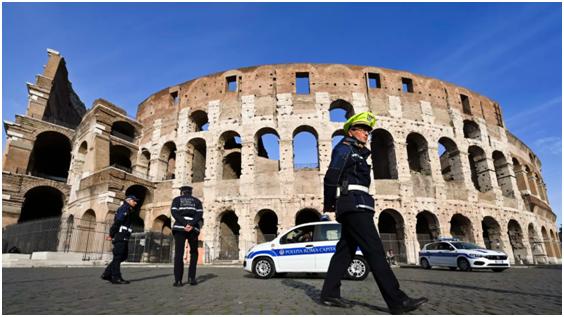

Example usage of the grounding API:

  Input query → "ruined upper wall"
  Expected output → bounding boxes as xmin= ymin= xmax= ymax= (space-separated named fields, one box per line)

xmin=136 ymin=63 xmax=504 ymax=131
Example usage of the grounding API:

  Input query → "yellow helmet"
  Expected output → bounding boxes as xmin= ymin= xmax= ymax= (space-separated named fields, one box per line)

xmin=343 ymin=111 xmax=376 ymax=134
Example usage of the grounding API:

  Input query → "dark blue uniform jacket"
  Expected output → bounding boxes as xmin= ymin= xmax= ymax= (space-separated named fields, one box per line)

xmin=171 ymin=194 xmax=204 ymax=232
xmin=109 ymin=202 xmax=135 ymax=241
xmin=323 ymin=137 xmax=375 ymax=221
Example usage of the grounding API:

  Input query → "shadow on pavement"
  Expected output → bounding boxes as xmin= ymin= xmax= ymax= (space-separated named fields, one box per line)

xmin=196 ymin=273 xmax=218 ymax=284
xmin=128 ymin=273 xmax=171 ymax=282
xmin=402 ymin=278 xmax=561 ymax=299
xmin=280 ymin=279 xmax=388 ymax=312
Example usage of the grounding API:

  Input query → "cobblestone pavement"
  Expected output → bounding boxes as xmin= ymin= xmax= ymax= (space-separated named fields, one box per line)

xmin=2 ymin=266 xmax=561 ymax=314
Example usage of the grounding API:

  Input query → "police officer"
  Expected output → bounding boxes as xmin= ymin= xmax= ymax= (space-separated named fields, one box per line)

xmin=171 ymin=185 xmax=203 ymax=287
xmin=320 ymin=112 xmax=428 ymax=314
xmin=101 ymin=195 xmax=139 ymax=284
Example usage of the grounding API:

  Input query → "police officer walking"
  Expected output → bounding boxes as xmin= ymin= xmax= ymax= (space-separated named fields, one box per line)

xmin=320 ymin=112 xmax=428 ymax=314
xmin=101 ymin=195 xmax=139 ymax=284
xmin=171 ymin=185 xmax=203 ymax=287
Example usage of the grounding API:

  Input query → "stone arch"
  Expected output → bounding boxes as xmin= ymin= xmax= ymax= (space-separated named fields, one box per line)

xmin=255 ymin=209 xmax=278 ymax=243
xmin=125 ymin=185 xmax=151 ymax=231
xmin=438 ymin=137 xmax=464 ymax=182
xmin=255 ymin=127 xmax=280 ymax=171
xmin=293 ymin=126 xmax=319 ymax=170
xmin=190 ymin=110 xmax=209 ymax=132
xmin=463 ymin=120 xmax=481 ymax=139
xmin=27 ymin=131 xmax=72 ymax=181
xmin=78 ymin=141 xmax=88 ymax=157
xmin=482 ymin=216 xmax=504 ymax=251
xmin=512 ymin=157 xmax=527 ymax=192
xmin=329 ymin=99 xmax=355 ymax=122
xmin=152 ymin=214 xmax=172 ymax=235
xmin=331 ymin=129 xmax=345 ymax=149
xmin=549 ymin=229 xmax=561 ymax=258
xmin=492 ymin=151 xmax=514 ymax=197
xmin=507 ymin=219 xmax=527 ymax=264
xmin=139 ymin=148 xmax=151 ymax=178
xmin=528 ymin=223 xmax=545 ymax=262
xmin=416 ymin=210 xmax=440 ymax=247
xmin=524 ymin=165 xmax=538 ymax=196
xmin=468 ymin=146 xmax=492 ymax=192
xmin=371 ymin=129 xmax=398 ymax=179
xmin=541 ymin=226 xmax=554 ymax=258
xmin=19 ymin=186 xmax=64 ymax=223
xmin=449 ymin=213 xmax=475 ymax=242
xmin=406 ymin=132 xmax=431 ymax=175
xmin=109 ymin=144 xmax=132 ymax=172
xmin=295 ymin=208 xmax=321 ymax=225
xmin=218 ymin=131 xmax=242 ymax=180
xmin=187 ymin=138 xmax=207 ymax=183
xmin=378 ymin=209 xmax=406 ymax=263
xmin=78 ymin=209 xmax=97 ymax=253
xmin=535 ymin=173 xmax=547 ymax=201
xmin=159 ymin=141 xmax=177 ymax=180
xmin=110 ymin=120 xmax=136 ymax=142
xmin=218 ymin=210 xmax=241 ymax=260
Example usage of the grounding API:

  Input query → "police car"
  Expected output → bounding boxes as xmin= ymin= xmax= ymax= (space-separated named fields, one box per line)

xmin=244 ymin=221 xmax=369 ymax=280
xmin=419 ymin=238 xmax=510 ymax=272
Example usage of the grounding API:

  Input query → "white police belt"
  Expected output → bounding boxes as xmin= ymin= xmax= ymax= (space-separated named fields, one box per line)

xmin=183 ymin=216 xmax=194 ymax=220
xmin=336 ymin=184 xmax=370 ymax=198
xmin=119 ymin=225 xmax=132 ymax=233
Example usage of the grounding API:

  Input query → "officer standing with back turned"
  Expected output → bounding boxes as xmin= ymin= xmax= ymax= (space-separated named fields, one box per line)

xmin=320 ymin=112 xmax=428 ymax=314
xmin=171 ymin=185 xmax=203 ymax=287
xmin=101 ymin=195 xmax=139 ymax=284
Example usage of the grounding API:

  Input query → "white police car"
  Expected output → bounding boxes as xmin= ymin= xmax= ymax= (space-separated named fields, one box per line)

xmin=244 ymin=221 xmax=369 ymax=280
xmin=419 ymin=239 xmax=510 ymax=272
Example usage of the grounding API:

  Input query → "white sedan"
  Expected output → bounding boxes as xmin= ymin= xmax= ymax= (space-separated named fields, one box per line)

xmin=419 ymin=239 xmax=510 ymax=272
xmin=244 ymin=221 xmax=369 ymax=280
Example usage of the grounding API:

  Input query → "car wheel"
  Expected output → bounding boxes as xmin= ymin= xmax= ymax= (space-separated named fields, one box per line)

xmin=253 ymin=257 xmax=275 ymax=279
xmin=449 ymin=267 xmax=457 ymax=271
xmin=420 ymin=258 xmax=431 ymax=270
xmin=492 ymin=268 xmax=507 ymax=272
xmin=346 ymin=256 xmax=369 ymax=280
xmin=457 ymin=258 xmax=472 ymax=272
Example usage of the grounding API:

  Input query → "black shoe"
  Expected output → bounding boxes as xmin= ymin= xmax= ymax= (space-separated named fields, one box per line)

xmin=389 ymin=297 xmax=428 ymax=315
xmin=173 ymin=281 xmax=183 ymax=287
xmin=188 ymin=278 xmax=198 ymax=286
xmin=100 ymin=274 xmax=111 ymax=281
xmin=111 ymin=278 xmax=130 ymax=285
xmin=320 ymin=297 xmax=353 ymax=308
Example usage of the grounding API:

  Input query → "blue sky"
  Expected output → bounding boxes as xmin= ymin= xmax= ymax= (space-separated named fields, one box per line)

xmin=3 ymin=3 xmax=562 ymax=226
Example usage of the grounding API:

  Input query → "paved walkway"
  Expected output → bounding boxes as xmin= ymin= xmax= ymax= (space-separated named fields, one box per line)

xmin=2 ymin=266 xmax=561 ymax=314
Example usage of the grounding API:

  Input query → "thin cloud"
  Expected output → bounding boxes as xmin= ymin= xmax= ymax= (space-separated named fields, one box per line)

xmin=505 ymin=96 xmax=562 ymax=125
xmin=534 ymin=137 xmax=562 ymax=155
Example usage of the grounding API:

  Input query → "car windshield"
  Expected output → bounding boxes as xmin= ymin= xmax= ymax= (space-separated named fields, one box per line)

xmin=451 ymin=242 xmax=482 ymax=250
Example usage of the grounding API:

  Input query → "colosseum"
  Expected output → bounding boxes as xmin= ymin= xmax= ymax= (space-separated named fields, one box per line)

xmin=2 ymin=49 xmax=561 ymax=265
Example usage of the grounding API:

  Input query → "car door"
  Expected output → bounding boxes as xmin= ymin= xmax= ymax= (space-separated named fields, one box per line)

xmin=438 ymin=242 xmax=457 ymax=266
xmin=434 ymin=243 xmax=452 ymax=266
xmin=275 ymin=225 xmax=316 ymax=272
xmin=313 ymin=223 xmax=341 ymax=272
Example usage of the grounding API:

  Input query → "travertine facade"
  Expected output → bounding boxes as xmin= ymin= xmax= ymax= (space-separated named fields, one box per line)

xmin=3 ymin=49 xmax=561 ymax=264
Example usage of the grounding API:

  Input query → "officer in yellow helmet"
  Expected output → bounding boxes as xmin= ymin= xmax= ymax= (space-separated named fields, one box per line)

xmin=320 ymin=112 xmax=428 ymax=314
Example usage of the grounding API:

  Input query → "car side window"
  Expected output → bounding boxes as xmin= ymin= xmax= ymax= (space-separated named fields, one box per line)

xmin=426 ymin=243 xmax=437 ymax=250
xmin=313 ymin=224 xmax=341 ymax=242
xmin=280 ymin=225 xmax=315 ymax=244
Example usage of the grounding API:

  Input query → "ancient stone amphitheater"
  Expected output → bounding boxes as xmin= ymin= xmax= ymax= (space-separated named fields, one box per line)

xmin=2 ymin=49 xmax=561 ymax=265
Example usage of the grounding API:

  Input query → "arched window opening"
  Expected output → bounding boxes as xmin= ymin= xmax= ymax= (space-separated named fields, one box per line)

xmin=371 ymin=129 xmax=398 ymax=179
xmin=406 ymin=133 xmax=431 ymax=175
xmin=378 ymin=209 xmax=406 ymax=263
xmin=152 ymin=215 xmax=172 ymax=235
xmin=492 ymin=151 xmax=514 ymax=197
xmin=295 ymin=208 xmax=321 ymax=225
xmin=535 ymin=173 xmax=547 ymax=201
xmin=329 ymin=99 xmax=355 ymax=122
xmin=508 ymin=220 xmax=526 ymax=264
xmin=27 ymin=131 xmax=72 ymax=181
xmin=140 ymin=149 xmax=151 ymax=178
xmin=468 ymin=146 xmax=492 ymax=192
xmin=416 ymin=211 xmax=440 ymax=248
xmin=331 ymin=130 xmax=345 ymax=149
xmin=528 ymin=223 xmax=545 ymax=262
xmin=218 ymin=211 xmax=240 ymax=260
xmin=450 ymin=214 xmax=474 ymax=243
xmin=525 ymin=166 xmax=538 ymax=196
xmin=78 ymin=209 xmax=97 ymax=253
xmin=255 ymin=209 xmax=278 ymax=243
xmin=481 ymin=216 xmax=504 ymax=251
xmin=190 ymin=110 xmax=209 ymax=132
xmin=111 ymin=121 xmax=136 ymax=142
xmin=219 ymin=131 xmax=242 ymax=180
xmin=438 ymin=137 xmax=463 ymax=182
xmin=512 ymin=158 xmax=527 ymax=192
xmin=541 ymin=227 xmax=554 ymax=258
xmin=78 ymin=141 xmax=88 ymax=157
xmin=187 ymin=138 xmax=207 ymax=183
xmin=293 ymin=126 xmax=319 ymax=170
xmin=110 ymin=144 xmax=132 ymax=173
xmin=19 ymin=186 xmax=64 ymax=223
xmin=255 ymin=128 xmax=280 ymax=172
xmin=159 ymin=142 xmax=177 ymax=180
xmin=463 ymin=120 xmax=481 ymax=139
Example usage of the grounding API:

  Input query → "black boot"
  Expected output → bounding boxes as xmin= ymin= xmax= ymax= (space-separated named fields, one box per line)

xmin=188 ymin=278 xmax=198 ymax=286
xmin=320 ymin=296 xmax=353 ymax=308
xmin=100 ymin=274 xmax=111 ymax=281
xmin=389 ymin=297 xmax=428 ymax=314
xmin=173 ymin=281 xmax=183 ymax=287
xmin=111 ymin=277 xmax=130 ymax=285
